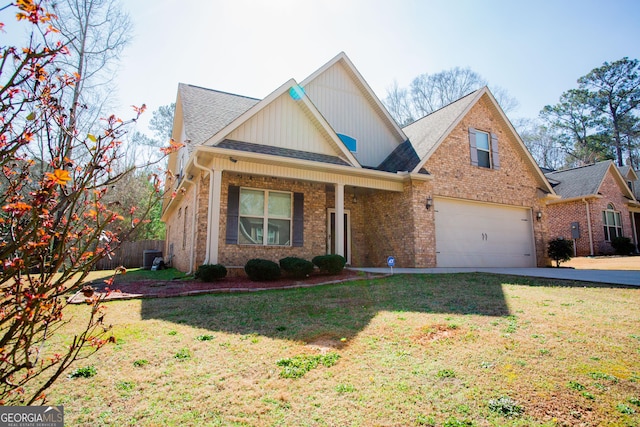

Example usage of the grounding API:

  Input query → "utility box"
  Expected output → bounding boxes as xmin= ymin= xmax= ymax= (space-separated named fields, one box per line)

xmin=570 ymin=222 xmax=580 ymax=239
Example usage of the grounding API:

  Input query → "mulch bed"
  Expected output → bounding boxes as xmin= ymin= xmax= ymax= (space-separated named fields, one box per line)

xmin=68 ymin=269 xmax=381 ymax=303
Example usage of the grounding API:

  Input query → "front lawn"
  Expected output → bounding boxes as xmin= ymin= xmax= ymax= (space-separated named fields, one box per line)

xmin=49 ymin=274 xmax=639 ymax=426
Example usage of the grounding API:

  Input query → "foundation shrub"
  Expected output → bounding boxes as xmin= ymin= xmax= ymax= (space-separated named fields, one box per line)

xmin=611 ymin=236 xmax=635 ymax=255
xmin=312 ymin=254 xmax=346 ymax=274
xmin=279 ymin=257 xmax=314 ymax=278
xmin=244 ymin=259 xmax=281 ymax=281
xmin=194 ymin=264 xmax=227 ymax=282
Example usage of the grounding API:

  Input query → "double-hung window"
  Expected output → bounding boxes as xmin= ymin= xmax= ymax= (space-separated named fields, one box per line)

xmin=475 ymin=131 xmax=491 ymax=168
xmin=238 ymin=189 xmax=292 ymax=246
xmin=602 ymin=203 xmax=622 ymax=241
xmin=469 ymin=128 xmax=500 ymax=170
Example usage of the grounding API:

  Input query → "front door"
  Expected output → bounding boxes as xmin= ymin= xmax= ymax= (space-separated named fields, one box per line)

xmin=327 ymin=209 xmax=351 ymax=264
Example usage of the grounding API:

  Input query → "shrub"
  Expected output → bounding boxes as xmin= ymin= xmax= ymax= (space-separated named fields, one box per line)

xmin=279 ymin=257 xmax=314 ymax=278
xmin=244 ymin=259 xmax=281 ymax=281
xmin=69 ymin=366 xmax=97 ymax=379
xmin=547 ymin=238 xmax=573 ymax=267
xmin=488 ymin=396 xmax=524 ymax=418
xmin=312 ymin=254 xmax=346 ymax=274
xmin=611 ymin=236 xmax=635 ymax=255
xmin=194 ymin=264 xmax=227 ymax=282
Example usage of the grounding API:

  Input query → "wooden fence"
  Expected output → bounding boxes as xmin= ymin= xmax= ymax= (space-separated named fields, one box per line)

xmin=95 ymin=240 xmax=165 ymax=270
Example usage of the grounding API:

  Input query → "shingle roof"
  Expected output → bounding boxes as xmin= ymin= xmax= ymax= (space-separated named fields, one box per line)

xmin=544 ymin=161 xmax=612 ymax=199
xmin=179 ymin=83 xmax=259 ymax=146
xmin=402 ymin=89 xmax=479 ymax=161
xmin=217 ymin=140 xmax=351 ymax=166
xmin=377 ymin=140 xmax=421 ymax=173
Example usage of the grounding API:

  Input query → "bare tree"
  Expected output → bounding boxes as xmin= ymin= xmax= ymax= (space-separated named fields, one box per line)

xmin=0 ymin=1 xmax=178 ymax=404
xmin=385 ymin=67 xmax=519 ymax=126
xmin=515 ymin=118 xmax=567 ymax=170
xmin=51 ymin=0 xmax=132 ymax=145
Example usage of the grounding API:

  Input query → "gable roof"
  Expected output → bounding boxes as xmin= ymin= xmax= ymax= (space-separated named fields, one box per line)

xmin=402 ymin=87 xmax=554 ymax=193
xmin=203 ymin=78 xmax=362 ymax=167
xmin=377 ymin=139 xmax=422 ymax=173
xmin=301 ymin=52 xmax=407 ymax=143
xmin=545 ymin=160 xmax=636 ymax=200
xmin=618 ymin=165 xmax=639 ymax=182
xmin=402 ymin=90 xmax=479 ymax=162
xmin=178 ymin=83 xmax=259 ymax=146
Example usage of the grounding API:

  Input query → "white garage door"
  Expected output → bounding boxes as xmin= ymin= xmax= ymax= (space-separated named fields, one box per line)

xmin=434 ymin=198 xmax=535 ymax=268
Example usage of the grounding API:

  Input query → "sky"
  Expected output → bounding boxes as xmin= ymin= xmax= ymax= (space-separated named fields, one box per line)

xmin=6 ymin=0 xmax=640 ymax=134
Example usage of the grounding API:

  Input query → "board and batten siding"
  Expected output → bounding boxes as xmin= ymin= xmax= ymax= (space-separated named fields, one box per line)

xmin=304 ymin=62 xmax=402 ymax=168
xmin=226 ymin=92 xmax=339 ymax=157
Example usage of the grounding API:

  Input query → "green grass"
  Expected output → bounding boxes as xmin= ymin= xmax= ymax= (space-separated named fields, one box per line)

xmin=45 ymin=273 xmax=640 ymax=426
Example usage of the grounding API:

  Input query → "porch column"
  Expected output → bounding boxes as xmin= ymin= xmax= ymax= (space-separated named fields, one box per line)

xmin=335 ymin=183 xmax=345 ymax=257
xmin=209 ymin=169 xmax=223 ymax=264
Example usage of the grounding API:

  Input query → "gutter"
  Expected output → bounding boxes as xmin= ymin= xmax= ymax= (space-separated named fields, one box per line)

xmin=193 ymin=156 xmax=214 ymax=265
xmin=184 ymin=175 xmax=197 ymax=275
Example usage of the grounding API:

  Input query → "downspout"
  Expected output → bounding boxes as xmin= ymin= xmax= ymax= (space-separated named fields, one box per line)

xmin=193 ymin=156 xmax=213 ymax=265
xmin=184 ymin=175 xmax=197 ymax=275
xmin=583 ymin=198 xmax=595 ymax=256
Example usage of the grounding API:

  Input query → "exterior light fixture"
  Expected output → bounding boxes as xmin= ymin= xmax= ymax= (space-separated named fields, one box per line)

xmin=229 ymin=157 xmax=238 ymax=163
xmin=426 ymin=196 xmax=433 ymax=210
xmin=536 ymin=211 xmax=542 ymax=221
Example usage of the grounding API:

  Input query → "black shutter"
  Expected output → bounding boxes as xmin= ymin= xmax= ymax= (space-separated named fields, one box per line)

xmin=469 ymin=128 xmax=478 ymax=166
xmin=490 ymin=133 xmax=500 ymax=170
xmin=292 ymin=192 xmax=304 ymax=247
xmin=226 ymin=186 xmax=240 ymax=244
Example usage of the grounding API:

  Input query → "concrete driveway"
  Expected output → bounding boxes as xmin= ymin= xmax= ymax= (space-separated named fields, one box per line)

xmin=354 ymin=267 xmax=640 ymax=286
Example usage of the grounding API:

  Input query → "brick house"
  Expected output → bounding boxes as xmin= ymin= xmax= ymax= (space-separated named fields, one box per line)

xmin=161 ymin=52 xmax=556 ymax=273
xmin=544 ymin=161 xmax=640 ymax=256
xmin=619 ymin=165 xmax=640 ymax=249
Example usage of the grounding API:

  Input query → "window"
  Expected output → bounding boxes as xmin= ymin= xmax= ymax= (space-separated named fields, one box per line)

xmin=337 ymin=133 xmax=357 ymax=152
xmin=475 ymin=131 xmax=491 ymax=168
xmin=469 ymin=128 xmax=500 ymax=170
xmin=602 ymin=203 xmax=622 ymax=241
xmin=238 ymin=189 xmax=291 ymax=246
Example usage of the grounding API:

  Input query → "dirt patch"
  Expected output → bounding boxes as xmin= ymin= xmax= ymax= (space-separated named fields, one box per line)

xmin=68 ymin=269 xmax=380 ymax=303
xmin=412 ymin=323 xmax=462 ymax=345
xmin=523 ymin=392 xmax=598 ymax=427
xmin=305 ymin=333 xmax=347 ymax=352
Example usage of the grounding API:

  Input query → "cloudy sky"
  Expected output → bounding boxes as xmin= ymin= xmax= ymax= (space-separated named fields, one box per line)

xmin=7 ymin=0 xmax=640 ymax=133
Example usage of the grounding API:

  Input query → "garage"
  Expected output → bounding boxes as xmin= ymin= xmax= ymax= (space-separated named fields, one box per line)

xmin=434 ymin=198 xmax=536 ymax=268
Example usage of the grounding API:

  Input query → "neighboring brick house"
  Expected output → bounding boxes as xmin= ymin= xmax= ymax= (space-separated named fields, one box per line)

xmin=544 ymin=161 xmax=640 ymax=256
xmin=161 ymin=52 xmax=556 ymax=273
xmin=619 ymin=165 xmax=640 ymax=249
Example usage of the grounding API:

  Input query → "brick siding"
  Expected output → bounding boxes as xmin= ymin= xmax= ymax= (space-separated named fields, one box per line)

xmin=547 ymin=171 xmax=634 ymax=256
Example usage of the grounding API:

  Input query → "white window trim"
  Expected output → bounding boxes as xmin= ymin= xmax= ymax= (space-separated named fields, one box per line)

xmin=603 ymin=203 xmax=623 ymax=242
xmin=238 ymin=187 xmax=293 ymax=246
xmin=476 ymin=129 xmax=492 ymax=169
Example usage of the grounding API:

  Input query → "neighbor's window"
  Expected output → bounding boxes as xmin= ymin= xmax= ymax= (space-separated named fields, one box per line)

xmin=602 ymin=203 xmax=622 ymax=241
xmin=239 ymin=189 xmax=291 ymax=246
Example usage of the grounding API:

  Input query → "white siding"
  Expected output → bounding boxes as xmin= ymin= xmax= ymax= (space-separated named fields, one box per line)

xmin=304 ymin=62 xmax=402 ymax=167
xmin=227 ymin=92 xmax=339 ymax=157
